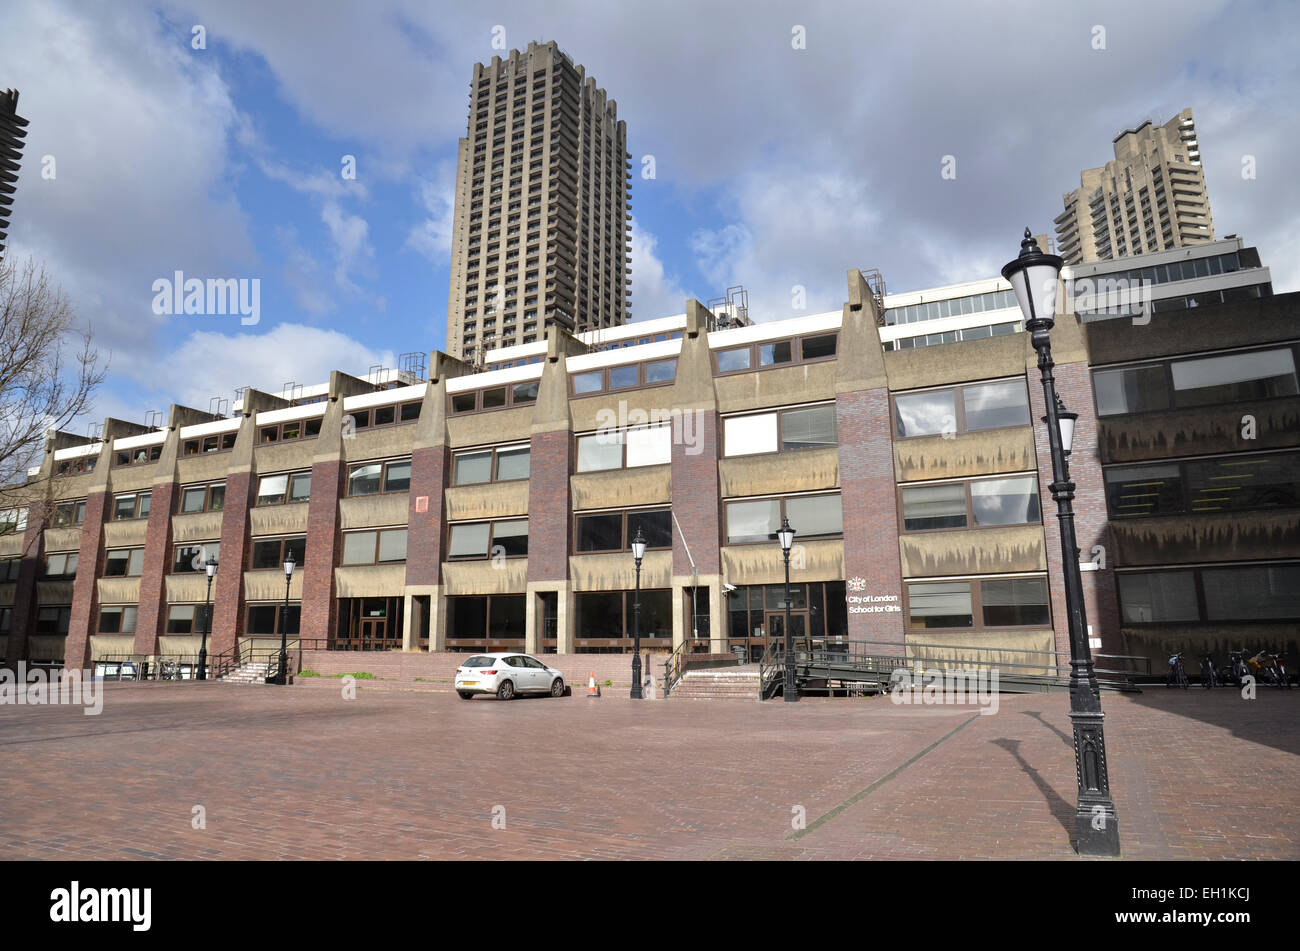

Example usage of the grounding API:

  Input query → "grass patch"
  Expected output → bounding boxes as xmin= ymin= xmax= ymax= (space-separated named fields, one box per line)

xmin=297 ymin=670 xmax=378 ymax=680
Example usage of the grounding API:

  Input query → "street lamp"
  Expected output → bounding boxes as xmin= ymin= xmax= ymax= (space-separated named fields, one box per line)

xmin=275 ymin=550 xmax=295 ymax=686
xmin=776 ymin=516 xmax=798 ymax=703
xmin=1002 ymin=227 xmax=1119 ymax=856
xmin=630 ymin=527 xmax=646 ymax=699
xmin=196 ymin=555 xmax=217 ymax=680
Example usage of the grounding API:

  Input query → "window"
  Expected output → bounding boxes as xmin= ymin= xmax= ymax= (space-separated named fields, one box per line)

xmin=576 ymin=425 xmax=671 ymax=472
xmin=251 ymin=536 xmax=306 ymax=570
xmin=573 ymin=589 xmax=673 ymax=645
xmin=114 ymin=444 xmax=162 ymax=467
xmin=1094 ymin=346 xmax=1299 ymax=416
xmin=36 ymin=606 xmax=71 ymax=635
xmin=55 ymin=456 xmax=97 ymax=476
xmin=112 ymin=492 xmax=151 ymax=521
xmin=760 ymin=340 xmax=792 ymax=367
xmin=51 ymin=500 xmax=87 ymax=528
xmin=1117 ymin=570 xmax=1200 ymax=623
xmin=173 ymin=542 xmax=219 ymax=574
xmin=341 ymin=528 xmax=409 ymax=565
xmin=1105 ymin=451 xmax=1300 ymax=518
xmin=0 ymin=558 xmax=20 ymax=582
xmin=448 ymin=382 xmax=540 ymax=414
xmin=182 ymin=431 xmax=238 ymax=455
xmin=44 ymin=552 xmax=79 ymax=580
xmin=1119 ymin=564 xmax=1300 ymax=624
xmin=723 ymin=404 xmax=837 ymax=457
xmin=893 ymin=379 xmax=1030 ymax=437
xmin=0 ymin=507 xmax=28 ymax=535
xmin=98 ymin=606 xmax=138 ymax=634
xmin=575 ymin=508 xmax=672 ymax=553
xmin=725 ymin=493 xmax=842 ymax=545
xmin=245 ymin=603 xmax=300 ymax=636
xmin=906 ymin=577 xmax=1050 ymax=631
xmin=901 ymin=483 xmax=967 ymax=531
xmin=567 ymin=356 xmax=677 ymax=396
xmin=259 ymin=416 xmax=324 ymax=443
xmin=452 ymin=445 xmax=530 ymax=485
xmin=447 ymin=519 xmax=528 ymax=559
xmin=104 ymin=548 xmax=145 ymax=577
xmin=180 ymin=482 xmax=225 ymax=514
xmin=257 ymin=471 xmax=312 ymax=506
xmin=715 ymin=347 xmax=751 ymax=373
xmin=446 ymin=594 xmax=526 ymax=642
xmin=800 ymin=333 xmax=838 ymax=360
xmin=341 ymin=401 xmax=422 ymax=433
xmin=347 ymin=459 xmax=410 ymax=496
xmin=970 ymin=476 xmax=1041 ymax=526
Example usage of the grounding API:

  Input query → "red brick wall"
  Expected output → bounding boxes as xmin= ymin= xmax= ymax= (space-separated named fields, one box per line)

xmin=405 ymin=445 xmax=447 ymax=587
xmin=301 ymin=459 xmax=343 ymax=639
xmin=211 ymin=471 xmax=253 ymax=655
xmin=525 ymin=431 xmax=571 ymax=583
xmin=836 ymin=388 xmax=905 ymax=653
xmin=298 ymin=649 xmax=664 ymax=688
xmin=671 ymin=410 xmax=720 ymax=576
xmin=64 ymin=490 xmax=110 ymax=669
xmin=4 ymin=503 xmax=47 ymax=663
xmin=132 ymin=481 xmax=175 ymax=653
xmin=1028 ymin=360 xmax=1121 ymax=656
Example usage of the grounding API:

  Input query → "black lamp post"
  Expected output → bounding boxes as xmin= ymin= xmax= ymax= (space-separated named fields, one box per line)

xmin=196 ymin=555 xmax=217 ymax=680
xmin=1002 ymin=228 xmax=1119 ymax=856
xmin=275 ymin=550 xmax=295 ymax=686
xmin=776 ymin=516 xmax=798 ymax=703
xmin=630 ymin=527 xmax=646 ymax=699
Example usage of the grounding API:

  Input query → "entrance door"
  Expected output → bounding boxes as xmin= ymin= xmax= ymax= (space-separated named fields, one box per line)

xmin=766 ymin=612 xmax=807 ymax=656
xmin=359 ymin=617 xmax=386 ymax=646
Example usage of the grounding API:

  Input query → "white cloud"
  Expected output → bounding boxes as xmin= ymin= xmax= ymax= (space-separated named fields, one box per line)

xmin=406 ymin=161 xmax=457 ymax=263
xmin=629 ymin=220 xmax=690 ymax=320
xmin=321 ymin=200 xmax=374 ymax=292
xmin=118 ymin=323 xmax=397 ymax=413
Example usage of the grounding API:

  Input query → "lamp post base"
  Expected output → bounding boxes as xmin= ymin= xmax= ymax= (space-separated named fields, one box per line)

xmin=1076 ymin=804 xmax=1121 ymax=856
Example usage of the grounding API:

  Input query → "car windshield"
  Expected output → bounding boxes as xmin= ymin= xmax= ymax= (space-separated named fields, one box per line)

xmin=464 ymin=655 xmax=497 ymax=667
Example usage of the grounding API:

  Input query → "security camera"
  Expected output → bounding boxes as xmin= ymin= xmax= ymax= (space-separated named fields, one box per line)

xmin=723 ymin=583 xmax=737 ymax=592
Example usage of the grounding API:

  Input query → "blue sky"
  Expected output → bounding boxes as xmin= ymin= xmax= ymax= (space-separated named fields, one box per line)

xmin=2 ymin=0 xmax=1297 ymax=430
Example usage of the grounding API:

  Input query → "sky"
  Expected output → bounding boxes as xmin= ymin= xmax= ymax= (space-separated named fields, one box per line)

xmin=2 ymin=0 xmax=1297 ymax=430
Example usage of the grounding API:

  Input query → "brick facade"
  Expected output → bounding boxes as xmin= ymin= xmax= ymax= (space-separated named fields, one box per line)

xmin=670 ymin=411 xmax=720 ymax=577
xmin=211 ymin=471 xmax=254 ymax=656
xmin=63 ymin=490 xmax=109 ymax=669
xmin=300 ymin=460 xmax=343 ymax=642
xmin=525 ymin=431 xmax=571 ymax=584
xmin=132 ymin=481 xmax=175 ymax=653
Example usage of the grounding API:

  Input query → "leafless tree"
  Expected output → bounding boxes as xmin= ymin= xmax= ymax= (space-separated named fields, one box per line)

xmin=0 ymin=256 xmax=106 ymax=531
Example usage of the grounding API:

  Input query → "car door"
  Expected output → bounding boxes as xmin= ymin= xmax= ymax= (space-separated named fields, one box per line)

xmin=523 ymin=656 xmax=551 ymax=692
xmin=504 ymin=655 xmax=535 ymax=692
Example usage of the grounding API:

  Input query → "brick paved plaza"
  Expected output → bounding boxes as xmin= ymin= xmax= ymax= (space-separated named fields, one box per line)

xmin=1 ymin=683 xmax=1297 ymax=860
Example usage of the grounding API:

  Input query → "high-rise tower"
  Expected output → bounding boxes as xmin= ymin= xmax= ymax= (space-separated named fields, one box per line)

xmin=444 ymin=41 xmax=632 ymax=361
xmin=1054 ymin=108 xmax=1214 ymax=265
xmin=0 ymin=89 xmax=29 ymax=260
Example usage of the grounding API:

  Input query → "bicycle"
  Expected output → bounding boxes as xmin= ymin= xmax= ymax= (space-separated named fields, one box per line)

xmin=1199 ymin=652 xmax=1219 ymax=688
xmin=1166 ymin=651 xmax=1189 ymax=689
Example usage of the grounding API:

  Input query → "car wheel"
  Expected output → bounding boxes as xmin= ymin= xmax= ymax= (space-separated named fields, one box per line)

xmin=497 ymin=680 xmax=516 ymax=701
xmin=458 ymin=691 xmax=474 ymax=700
xmin=550 ymin=677 xmax=565 ymax=698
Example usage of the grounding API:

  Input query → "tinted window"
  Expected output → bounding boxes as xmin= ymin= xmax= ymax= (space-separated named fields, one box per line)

xmin=970 ymin=477 xmax=1040 ymax=526
xmin=902 ymin=484 xmax=966 ymax=531
xmin=716 ymin=348 xmax=751 ymax=372
xmin=801 ymin=334 xmax=837 ymax=359
xmin=577 ymin=512 xmax=622 ymax=552
xmin=454 ymin=451 xmax=493 ymax=486
xmin=963 ymin=381 xmax=1030 ymax=431
xmin=894 ymin=391 xmax=955 ymax=437
xmin=628 ymin=509 xmax=672 ymax=549
xmin=981 ymin=577 xmax=1049 ymax=626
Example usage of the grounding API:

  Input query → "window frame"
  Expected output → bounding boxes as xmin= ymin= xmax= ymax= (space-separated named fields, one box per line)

xmin=172 ymin=542 xmax=220 ymax=575
xmin=97 ymin=605 xmax=138 ymax=635
xmin=447 ymin=381 xmax=541 ymax=415
xmin=1116 ymin=561 xmax=1300 ymax=625
xmin=903 ymin=575 xmax=1053 ymax=633
xmin=104 ymin=547 xmax=146 ymax=578
xmin=451 ymin=443 xmax=532 ymax=486
xmin=340 ymin=400 xmax=422 ymax=434
xmin=179 ymin=481 xmax=226 ymax=515
xmin=243 ymin=602 xmax=301 ymax=637
xmin=249 ymin=535 xmax=307 ymax=571
xmin=713 ymin=333 xmax=840 ymax=376
xmin=50 ymin=499 xmax=87 ymax=528
xmin=891 ymin=377 xmax=1032 ymax=439
xmin=340 ymin=527 xmax=409 ymax=566
xmin=574 ymin=424 xmax=672 ymax=473
xmin=572 ymin=506 xmax=673 ymax=555
xmin=113 ymin=444 xmax=163 ymax=468
xmin=1092 ymin=343 xmax=1300 ymax=419
xmin=897 ymin=473 xmax=1043 ymax=533
xmin=258 ymin=416 xmax=325 ymax=445
xmin=111 ymin=491 xmax=152 ymax=521
xmin=43 ymin=550 xmax=79 ymax=580
xmin=723 ymin=492 xmax=844 ymax=546
xmin=346 ymin=458 xmax=411 ymax=497
xmin=446 ymin=518 xmax=529 ymax=561
xmin=722 ymin=402 xmax=838 ymax=458
xmin=566 ymin=358 xmax=678 ymax=397
xmin=255 ymin=470 xmax=313 ymax=507
xmin=182 ymin=431 xmax=238 ymax=456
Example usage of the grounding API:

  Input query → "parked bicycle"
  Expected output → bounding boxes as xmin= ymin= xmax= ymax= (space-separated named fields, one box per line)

xmin=1166 ymin=651 xmax=1189 ymax=689
xmin=1199 ymin=653 xmax=1219 ymax=688
xmin=1225 ymin=649 xmax=1249 ymax=686
xmin=1249 ymin=650 xmax=1291 ymax=689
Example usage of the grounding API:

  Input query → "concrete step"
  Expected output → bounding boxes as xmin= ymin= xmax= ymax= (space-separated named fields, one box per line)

xmin=669 ymin=670 xmax=761 ymax=700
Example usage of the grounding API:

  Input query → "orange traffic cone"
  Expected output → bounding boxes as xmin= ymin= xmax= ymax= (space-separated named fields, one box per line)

xmin=587 ymin=672 xmax=600 ymax=697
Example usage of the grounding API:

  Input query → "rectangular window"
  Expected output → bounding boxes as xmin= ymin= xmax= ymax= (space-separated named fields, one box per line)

xmin=183 ymin=431 xmax=238 ymax=455
xmin=907 ymin=581 xmax=973 ymax=630
xmin=114 ymin=444 xmax=162 ymax=467
xmin=780 ymin=404 xmax=836 ymax=451
xmin=348 ymin=459 xmax=410 ymax=496
xmin=257 ymin=474 xmax=289 ymax=506
xmin=447 ymin=522 xmax=491 ymax=559
xmin=962 ymin=381 xmax=1031 ymax=431
xmin=645 ymin=359 xmax=677 ymax=384
xmin=0 ymin=507 xmax=28 ymax=535
xmin=51 ymin=500 xmax=87 ymax=528
xmin=1093 ymin=364 xmax=1170 ymax=416
xmin=1105 ymin=463 xmax=1184 ymax=518
xmin=245 ymin=603 xmax=300 ymax=636
xmin=724 ymin=413 xmax=778 ymax=457
xmin=970 ymin=476 xmax=1041 ymax=526
xmin=901 ymin=483 xmax=967 ymax=531
xmin=760 ymin=340 xmax=793 ymax=366
xmin=180 ymin=482 xmax=225 ymax=514
xmin=1170 ymin=348 xmax=1297 ymax=408
xmin=894 ymin=390 xmax=957 ymax=437
xmin=173 ymin=542 xmax=219 ymax=574
xmin=104 ymin=549 xmax=145 ymax=577
xmin=44 ymin=552 xmax=79 ymax=579
xmin=784 ymin=493 xmax=843 ymax=538
xmin=112 ymin=492 xmax=151 ymax=520
xmin=36 ymin=606 xmax=72 ymax=635
xmin=1201 ymin=564 xmax=1300 ymax=621
xmin=1117 ymin=571 xmax=1199 ymax=623
xmin=894 ymin=380 xmax=1029 ymax=437
xmin=715 ymin=347 xmax=751 ymax=373
xmin=453 ymin=450 xmax=494 ymax=485
xmin=575 ymin=508 xmax=671 ymax=553
xmin=725 ymin=498 xmax=781 ymax=545
xmin=800 ymin=334 xmax=837 ymax=360
xmin=98 ymin=605 xmax=138 ymax=634
xmin=571 ymin=371 xmax=603 ymax=394
xmin=0 ymin=559 xmax=20 ymax=582
xmin=251 ymin=536 xmax=306 ymax=570
xmin=625 ymin=425 xmax=671 ymax=468
xmin=980 ymin=577 xmax=1050 ymax=626
xmin=447 ymin=519 xmax=528 ymax=559
xmin=1105 ymin=451 xmax=1300 ymax=518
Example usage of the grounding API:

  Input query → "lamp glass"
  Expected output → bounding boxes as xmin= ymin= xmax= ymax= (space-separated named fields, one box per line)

xmin=630 ymin=529 xmax=647 ymax=561
xmin=1058 ymin=412 xmax=1077 ymax=454
xmin=776 ymin=519 xmax=795 ymax=551
xmin=205 ymin=558 xmax=217 ymax=579
xmin=284 ymin=553 xmax=295 ymax=578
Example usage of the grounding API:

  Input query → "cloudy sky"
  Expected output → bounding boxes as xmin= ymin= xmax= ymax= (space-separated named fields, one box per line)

xmin=2 ymin=0 xmax=1296 ymax=427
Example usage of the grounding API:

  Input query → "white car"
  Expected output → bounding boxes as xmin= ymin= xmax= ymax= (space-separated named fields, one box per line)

xmin=455 ymin=652 xmax=567 ymax=700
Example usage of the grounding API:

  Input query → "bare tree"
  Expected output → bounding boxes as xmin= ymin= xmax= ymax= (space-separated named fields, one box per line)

xmin=0 ymin=255 xmax=106 ymax=503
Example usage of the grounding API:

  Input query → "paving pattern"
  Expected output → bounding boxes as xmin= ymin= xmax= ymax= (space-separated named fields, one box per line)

xmin=1 ymin=681 xmax=1296 ymax=860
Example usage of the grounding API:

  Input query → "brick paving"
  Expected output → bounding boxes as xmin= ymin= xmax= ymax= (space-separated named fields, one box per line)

xmin=0 ymin=682 xmax=1296 ymax=860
